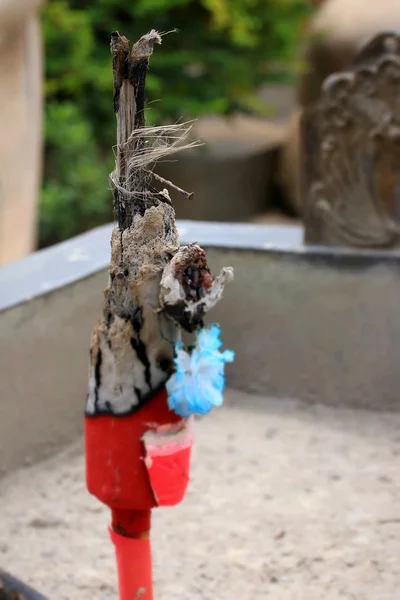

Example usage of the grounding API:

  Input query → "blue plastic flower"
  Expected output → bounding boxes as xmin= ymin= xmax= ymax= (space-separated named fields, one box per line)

xmin=166 ymin=324 xmax=234 ymax=418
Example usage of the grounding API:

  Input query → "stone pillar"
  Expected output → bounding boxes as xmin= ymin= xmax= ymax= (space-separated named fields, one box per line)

xmin=0 ymin=1 xmax=43 ymax=266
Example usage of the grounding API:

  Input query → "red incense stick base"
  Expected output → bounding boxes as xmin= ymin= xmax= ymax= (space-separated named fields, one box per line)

xmin=110 ymin=523 xmax=153 ymax=600
xmin=85 ymin=386 xmax=192 ymax=510
xmin=85 ymin=387 xmax=193 ymax=600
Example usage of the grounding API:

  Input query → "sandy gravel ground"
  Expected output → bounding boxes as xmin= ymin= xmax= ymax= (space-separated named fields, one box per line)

xmin=0 ymin=390 xmax=399 ymax=600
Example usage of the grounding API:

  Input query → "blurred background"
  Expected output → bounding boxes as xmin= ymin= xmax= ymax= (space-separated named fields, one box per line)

xmin=0 ymin=0 xmax=318 ymax=266
xmin=2 ymin=0 xmax=395 ymax=266
xmin=4 ymin=5 xmax=400 ymax=598
xmin=39 ymin=0 xmax=312 ymax=247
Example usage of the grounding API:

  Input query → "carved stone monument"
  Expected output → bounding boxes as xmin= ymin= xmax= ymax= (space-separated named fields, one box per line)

xmin=278 ymin=0 xmax=400 ymax=221
xmin=302 ymin=31 xmax=400 ymax=247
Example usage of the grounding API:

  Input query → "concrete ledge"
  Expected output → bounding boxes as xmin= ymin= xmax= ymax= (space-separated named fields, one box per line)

xmin=0 ymin=221 xmax=303 ymax=312
xmin=1 ymin=220 xmax=400 ymax=475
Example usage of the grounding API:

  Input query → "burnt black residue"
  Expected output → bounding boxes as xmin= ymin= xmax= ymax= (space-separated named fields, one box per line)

xmin=106 ymin=313 xmax=115 ymax=347
xmin=85 ymin=381 xmax=166 ymax=418
xmin=183 ymin=265 xmax=205 ymax=301
xmin=132 ymin=307 xmax=143 ymax=330
xmin=112 ymin=186 xmax=127 ymax=230
xmin=164 ymin=221 xmax=171 ymax=238
xmin=157 ymin=355 xmax=174 ymax=375
xmin=128 ymin=58 xmax=148 ymax=131
xmin=94 ymin=347 xmax=103 ymax=410
xmin=106 ymin=312 xmax=115 ymax=327
xmin=189 ymin=302 xmax=206 ymax=330
xmin=164 ymin=301 xmax=205 ymax=333
xmin=112 ymin=185 xmax=148 ymax=231
xmin=178 ymin=249 xmax=214 ymax=305
xmin=110 ymin=31 xmax=129 ymax=115
xmin=130 ymin=308 xmax=152 ymax=389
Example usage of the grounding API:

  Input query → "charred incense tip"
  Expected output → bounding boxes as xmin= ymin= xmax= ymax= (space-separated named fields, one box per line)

xmin=110 ymin=29 xmax=161 ymax=116
xmin=111 ymin=29 xmax=165 ymax=227
xmin=131 ymin=29 xmax=162 ymax=59
xmin=110 ymin=32 xmax=130 ymax=114
xmin=110 ymin=31 xmax=130 ymax=56
xmin=110 ymin=29 xmax=199 ymax=228
xmin=160 ymin=244 xmax=234 ymax=333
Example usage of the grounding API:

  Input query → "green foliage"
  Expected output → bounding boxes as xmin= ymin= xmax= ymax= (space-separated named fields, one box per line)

xmin=40 ymin=0 xmax=312 ymax=247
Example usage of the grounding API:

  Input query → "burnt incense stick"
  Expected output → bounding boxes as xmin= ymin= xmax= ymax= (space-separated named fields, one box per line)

xmin=85 ymin=28 xmax=234 ymax=600
xmin=87 ymin=30 xmax=185 ymax=415
xmin=86 ymin=29 xmax=232 ymax=416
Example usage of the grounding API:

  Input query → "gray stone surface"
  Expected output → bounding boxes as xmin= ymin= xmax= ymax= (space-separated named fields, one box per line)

xmin=208 ymin=248 xmax=400 ymax=412
xmin=2 ymin=221 xmax=400 ymax=479
xmin=0 ymin=390 xmax=399 ymax=599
